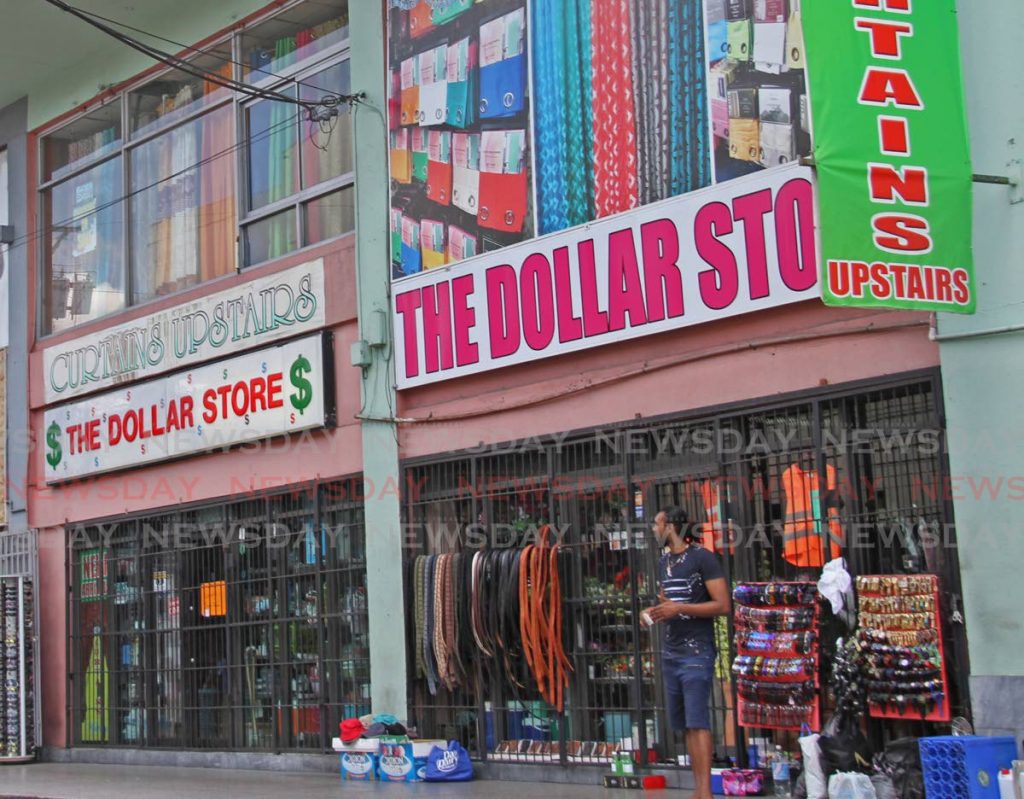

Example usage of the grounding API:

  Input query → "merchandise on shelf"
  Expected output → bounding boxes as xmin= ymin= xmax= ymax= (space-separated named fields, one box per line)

xmin=855 ymin=574 xmax=950 ymax=721
xmin=732 ymin=581 xmax=821 ymax=731
xmin=1 ymin=578 xmax=34 ymax=759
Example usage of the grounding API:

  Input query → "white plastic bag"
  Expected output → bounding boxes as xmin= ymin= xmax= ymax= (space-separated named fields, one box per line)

xmin=799 ymin=732 xmax=828 ymax=799
xmin=828 ymin=771 xmax=877 ymax=799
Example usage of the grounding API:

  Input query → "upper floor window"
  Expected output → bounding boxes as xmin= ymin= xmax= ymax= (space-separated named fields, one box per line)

xmin=39 ymin=0 xmax=351 ymax=336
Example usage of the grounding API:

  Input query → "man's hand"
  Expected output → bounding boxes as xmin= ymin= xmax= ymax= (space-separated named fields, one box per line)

xmin=645 ymin=600 xmax=684 ymax=623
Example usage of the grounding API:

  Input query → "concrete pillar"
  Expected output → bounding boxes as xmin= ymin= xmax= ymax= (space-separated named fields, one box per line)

xmin=349 ymin=0 xmax=407 ymax=718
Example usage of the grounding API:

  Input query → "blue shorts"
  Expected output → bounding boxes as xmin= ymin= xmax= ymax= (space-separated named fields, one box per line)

xmin=663 ymin=640 xmax=716 ymax=731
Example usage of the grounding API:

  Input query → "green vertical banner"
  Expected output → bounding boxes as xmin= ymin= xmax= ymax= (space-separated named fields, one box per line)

xmin=803 ymin=0 xmax=975 ymax=313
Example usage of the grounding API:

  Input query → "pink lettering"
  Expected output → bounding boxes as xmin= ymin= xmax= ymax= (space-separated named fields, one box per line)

xmin=606 ymin=229 xmax=648 ymax=332
xmin=694 ymin=201 xmax=739 ymax=310
xmin=486 ymin=265 xmax=520 ymax=358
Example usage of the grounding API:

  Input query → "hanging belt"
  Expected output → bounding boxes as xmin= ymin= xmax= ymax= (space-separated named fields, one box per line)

xmin=414 ymin=555 xmax=426 ymax=680
xmin=470 ymin=551 xmax=492 ymax=656
xmin=518 ymin=525 xmax=573 ymax=711
xmin=423 ymin=554 xmax=439 ymax=695
xmin=449 ymin=552 xmax=467 ymax=688
xmin=433 ymin=554 xmax=451 ymax=691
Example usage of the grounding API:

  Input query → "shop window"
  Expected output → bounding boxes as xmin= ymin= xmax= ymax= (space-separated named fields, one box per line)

xmin=129 ymin=105 xmax=236 ymax=304
xmin=42 ymin=156 xmax=126 ymax=333
xmin=244 ymin=208 xmax=298 ymax=266
xmin=41 ymin=100 xmax=122 ymax=183
xmin=128 ymin=46 xmax=234 ymax=139
xmin=37 ymin=1 xmax=352 ymax=335
xmin=241 ymin=2 xmax=349 ymax=83
xmin=304 ymin=186 xmax=355 ymax=246
xmin=68 ymin=480 xmax=369 ymax=752
xmin=242 ymin=57 xmax=354 ymax=266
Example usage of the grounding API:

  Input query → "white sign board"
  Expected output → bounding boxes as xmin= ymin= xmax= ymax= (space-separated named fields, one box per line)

xmin=43 ymin=259 xmax=326 ymax=404
xmin=43 ymin=334 xmax=333 ymax=483
xmin=392 ymin=165 xmax=820 ymax=388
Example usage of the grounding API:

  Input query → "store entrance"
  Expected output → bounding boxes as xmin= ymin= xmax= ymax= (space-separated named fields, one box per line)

xmin=403 ymin=372 xmax=969 ymax=768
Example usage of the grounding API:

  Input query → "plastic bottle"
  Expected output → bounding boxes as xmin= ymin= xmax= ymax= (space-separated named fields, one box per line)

xmin=772 ymin=746 xmax=791 ymax=797
xmin=999 ymin=768 xmax=1015 ymax=799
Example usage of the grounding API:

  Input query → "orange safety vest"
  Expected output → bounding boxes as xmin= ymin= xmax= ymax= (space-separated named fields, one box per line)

xmin=699 ymin=479 xmax=736 ymax=554
xmin=781 ymin=463 xmax=843 ymax=568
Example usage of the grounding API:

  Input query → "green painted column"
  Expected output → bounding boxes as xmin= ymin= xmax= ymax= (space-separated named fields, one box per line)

xmin=349 ymin=0 xmax=407 ymax=718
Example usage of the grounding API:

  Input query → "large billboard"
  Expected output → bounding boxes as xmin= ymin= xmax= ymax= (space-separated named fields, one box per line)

xmin=387 ymin=0 xmax=812 ymax=280
xmin=386 ymin=0 xmax=973 ymax=387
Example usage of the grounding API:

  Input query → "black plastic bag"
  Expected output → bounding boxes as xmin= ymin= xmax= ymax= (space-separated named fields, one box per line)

xmin=872 ymin=737 xmax=925 ymax=799
xmin=817 ymin=712 xmax=873 ymax=776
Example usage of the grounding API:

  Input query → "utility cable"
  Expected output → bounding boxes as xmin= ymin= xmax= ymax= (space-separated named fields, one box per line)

xmin=7 ymin=108 xmax=304 ymax=254
xmin=41 ymin=0 xmax=360 ymax=116
xmin=60 ymin=2 xmax=352 ymax=100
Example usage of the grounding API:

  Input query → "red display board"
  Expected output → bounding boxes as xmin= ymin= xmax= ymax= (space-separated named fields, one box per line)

xmin=856 ymin=574 xmax=951 ymax=723
xmin=732 ymin=582 xmax=821 ymax=732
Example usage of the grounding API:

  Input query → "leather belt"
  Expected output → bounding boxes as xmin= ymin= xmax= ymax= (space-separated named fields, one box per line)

xmin=520 ymin=525 xmax=572 ymax=711
xmin=411 ymin=528 xmax=572 ymax=707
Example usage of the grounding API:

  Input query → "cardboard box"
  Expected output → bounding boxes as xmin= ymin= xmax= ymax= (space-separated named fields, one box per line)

xmin=339 ymin=750 xmax=377 ymax=781
xmin=377 ymin=740 xmax=427 ymax=782
xmin=332 ymin=736 xmax=379 ymax=753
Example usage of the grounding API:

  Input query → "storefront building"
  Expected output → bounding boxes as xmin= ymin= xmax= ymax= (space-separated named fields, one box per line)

xmin=369 ymin=0 xmax=1012 ymax=782
xmin=18 ymin=0 xmax=377 ymax=761
xmin=0 ymin=0 xmax=1017 ymax=780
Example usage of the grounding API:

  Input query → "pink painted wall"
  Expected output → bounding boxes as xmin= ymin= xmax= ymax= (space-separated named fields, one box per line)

xmin=398 ymin=301 xmax=940 ymax=456
xmin=29 ymin=237 xmax=365 ymax=748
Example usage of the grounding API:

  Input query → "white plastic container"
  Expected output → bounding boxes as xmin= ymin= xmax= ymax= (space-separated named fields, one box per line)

xmin=999 ymin=769 xmax=1015 ymax=799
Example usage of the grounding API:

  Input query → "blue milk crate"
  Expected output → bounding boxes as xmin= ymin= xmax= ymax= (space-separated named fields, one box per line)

xmin=919 ymin=735 xmax=1018 ymax=799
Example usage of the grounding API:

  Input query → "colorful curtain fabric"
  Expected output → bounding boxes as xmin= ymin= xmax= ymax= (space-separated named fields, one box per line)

xmin=666 ymin=0 xmax=710 ymax=194
xmin=591 ymin=0 xmax=639 ymax=219
xmin=533 ymin=0 xmax=594 ymax=234
xmin=200 ymin=66 xmax=236 ymax=282
xmin=532 ymin=0 xmax=710 ymax=233
xmin=267 ymin=36 xmax=299 ymax=260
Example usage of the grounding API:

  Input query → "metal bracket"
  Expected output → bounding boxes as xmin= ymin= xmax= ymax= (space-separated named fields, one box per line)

xmin=1008 ymin=159 xmax=1023 ymax=205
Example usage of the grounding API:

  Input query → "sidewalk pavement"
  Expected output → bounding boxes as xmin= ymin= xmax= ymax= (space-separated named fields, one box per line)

xmin=0 ymin=762 xmax=693 ymax=798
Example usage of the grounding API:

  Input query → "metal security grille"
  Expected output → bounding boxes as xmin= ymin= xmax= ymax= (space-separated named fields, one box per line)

xmin=402 ymin=372 xmax=965 ymax=767
xmin=67 ymin=479 xmax=368 ymax=751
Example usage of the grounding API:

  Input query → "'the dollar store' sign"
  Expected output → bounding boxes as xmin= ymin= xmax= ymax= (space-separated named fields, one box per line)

xmin=43 ymin=334 xmax=335 ymax=484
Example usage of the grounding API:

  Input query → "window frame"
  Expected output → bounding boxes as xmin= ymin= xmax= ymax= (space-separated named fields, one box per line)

xmin=35 ymin=0 xmax=353 ymax=340
xmin=238 ymin=39 xmax=354 ymax=268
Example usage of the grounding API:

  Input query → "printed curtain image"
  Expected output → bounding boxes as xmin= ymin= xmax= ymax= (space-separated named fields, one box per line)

xmin=387 ymin=0 xmax=812 ymax=281
xmin=802 ymin=0 xmax=975 ymax=314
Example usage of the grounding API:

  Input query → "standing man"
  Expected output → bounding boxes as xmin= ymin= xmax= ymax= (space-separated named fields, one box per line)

xmin=645 ymin=506 xmax=730 ymax=799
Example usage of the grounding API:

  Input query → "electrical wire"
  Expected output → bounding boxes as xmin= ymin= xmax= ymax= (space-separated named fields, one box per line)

xmin=59 ymin=2 xmax=353 ymax=101
xmin=41 ymin=0 xmax=361 ymax=117
xmin=7 ymin=107 xmax=304 ymax=254
xmin=43 ymin=0 xmax=307 ymax=108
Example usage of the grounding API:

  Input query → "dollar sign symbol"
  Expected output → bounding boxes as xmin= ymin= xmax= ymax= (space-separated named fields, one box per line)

xmin=46 ymin=422 xmax=63 ymax=468
xmin=289 ymin=355 xmax=313 ymax=416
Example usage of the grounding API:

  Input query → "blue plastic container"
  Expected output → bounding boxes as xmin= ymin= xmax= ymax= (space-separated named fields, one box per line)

xmin=920 ymin=735 xmax=1018 ymax=799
